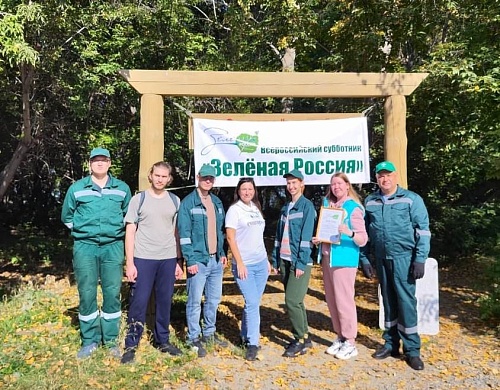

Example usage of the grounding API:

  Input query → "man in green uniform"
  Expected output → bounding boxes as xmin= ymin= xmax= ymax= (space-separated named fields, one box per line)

xmin=360 ymin=161 xmax=431 ymax=371
xmin=61 ymin=147 xmax=131 ymax=359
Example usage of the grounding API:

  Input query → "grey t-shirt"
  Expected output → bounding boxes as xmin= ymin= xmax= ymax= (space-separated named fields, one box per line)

xmin=124 ymin=191 xmax=179 ymax=259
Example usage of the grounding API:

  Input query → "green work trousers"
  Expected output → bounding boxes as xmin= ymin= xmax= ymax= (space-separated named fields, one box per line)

xmin=280 ymin=259 xmax=312 ymax=340
xmin=73 ymin=240 xmax=124 ymax=347
xmin=377 ymin=255 xmax=421 ymax=357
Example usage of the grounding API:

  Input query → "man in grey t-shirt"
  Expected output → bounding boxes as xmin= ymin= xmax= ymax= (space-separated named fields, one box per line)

xmin=120 ymin=161 xmax=184 ymax=364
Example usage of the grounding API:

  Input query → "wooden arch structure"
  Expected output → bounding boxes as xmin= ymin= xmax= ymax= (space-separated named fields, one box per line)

xmin=119 ymin=70 xmax=428 ymax=190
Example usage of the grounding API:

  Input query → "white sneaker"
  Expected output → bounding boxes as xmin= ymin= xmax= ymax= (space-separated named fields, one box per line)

xmin=326 ymin=338 xmax=344 ymax=356
xmin=335 ymin=342 xmax=358 ymax=360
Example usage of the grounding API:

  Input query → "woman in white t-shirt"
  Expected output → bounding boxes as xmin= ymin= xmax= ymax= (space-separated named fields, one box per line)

xmin=225 ymin=177 xmax=270 ymax=361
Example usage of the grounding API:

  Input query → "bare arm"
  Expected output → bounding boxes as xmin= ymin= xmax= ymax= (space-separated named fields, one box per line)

xmin=226 ymin=227 xmax=247 ymax=280
xmin=124 ymin=223 xmax=137 ymax=282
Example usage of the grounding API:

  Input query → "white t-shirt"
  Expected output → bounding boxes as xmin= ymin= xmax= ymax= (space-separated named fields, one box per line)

xmin=225 ymin=200 xmax=267 ymax=265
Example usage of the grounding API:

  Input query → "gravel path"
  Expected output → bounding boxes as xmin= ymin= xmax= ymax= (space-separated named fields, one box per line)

xmin=177 ymin=265 xmax=499 ymax=389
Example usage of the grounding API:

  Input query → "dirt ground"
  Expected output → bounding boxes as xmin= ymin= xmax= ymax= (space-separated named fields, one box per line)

xmin=1 ymin=259 xmax=498 ymax=390
xmin=177 ymin=264 xmax=499 ymax=390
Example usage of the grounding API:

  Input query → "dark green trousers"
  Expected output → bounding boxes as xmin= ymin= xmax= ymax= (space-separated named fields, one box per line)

xmin=280 ymin=260 xmax=312 ymax=340
xmin=377 ymin=256 xmax=421 ymax=357
xmin=73 ymin=240 xmax=124 ymax=346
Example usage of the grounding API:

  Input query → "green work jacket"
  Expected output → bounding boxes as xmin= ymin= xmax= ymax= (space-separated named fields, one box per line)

xmin=360 ymin=186 xmax=431 ymax=265
xmin=177 ymin=189 xmax=226 ymax=267
xmin=272 ymin=195 xmax=316 ymax=271
xmin=61 ymin=174 xmax=131 ymax=245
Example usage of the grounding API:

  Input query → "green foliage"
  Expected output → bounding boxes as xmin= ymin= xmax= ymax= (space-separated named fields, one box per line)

xmin=0 ymin=2 xmax=42 ymax=66
xmin=478 ymin=247 xmax=500 ymax=326
xmin=0 ymin=0 xmax=498 ymax=272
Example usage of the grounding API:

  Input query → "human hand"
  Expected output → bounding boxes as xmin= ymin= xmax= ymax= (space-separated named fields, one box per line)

xmin=295 ymin=268 xmax=304 ymax=278
xmin=221 ymin=256 xmax=228 ymax=268
xmin=125 ymin=263 xmax=137 ymax=282
xmin=271 ymin=268 xmax=279 ymax=275
xmin=412 ymin=262 xmax=425 ymax=279
xmin=175 ymin=263 xmax=184 ymax=280
xmin=338 ymin=224 xmax=353 ymax=237
xmin=311 ymin=237 xmax=321 ymax=246
xmin=187 ymin=264 xmax=199 ymax=275
xmin=237 ymin=263 xmax=248 ymax=280
xmin=361 ymin=263 xmax=374 ymax=279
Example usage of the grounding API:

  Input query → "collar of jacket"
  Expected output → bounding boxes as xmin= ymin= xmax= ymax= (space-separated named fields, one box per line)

xmin=194 ymin=188 xmax=213 ymax=205
xmin=289 ymin=194 xmax=306 ymax=209
xmin=376 ymin=185 xmax=405 ymax=200
xmin=82 ymin=173 xmax=116 ymax=188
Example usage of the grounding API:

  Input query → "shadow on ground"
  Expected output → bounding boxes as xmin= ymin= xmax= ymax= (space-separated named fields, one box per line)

xmin=1 ymin=232 xmax=497 ymax=340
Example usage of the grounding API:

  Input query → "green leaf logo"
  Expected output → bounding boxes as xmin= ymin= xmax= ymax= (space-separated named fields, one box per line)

xmin=235 ymin=132 xmax=259 ymax=153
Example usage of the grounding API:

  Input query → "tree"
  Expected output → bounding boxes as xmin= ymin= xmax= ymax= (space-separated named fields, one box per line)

xmin=0 ymin=2 xmax=42 ymax=201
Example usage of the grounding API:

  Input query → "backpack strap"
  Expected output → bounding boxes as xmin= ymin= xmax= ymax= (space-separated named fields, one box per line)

xmin=135 ymin=190 xmax=179 ymax=225
xmin=134 ymin=191 xmax=146 ymax=225
xmin=167 ymin=190 xmax=180 ymax=220
xmin=168 ymin=191 xmax=179 ymax=211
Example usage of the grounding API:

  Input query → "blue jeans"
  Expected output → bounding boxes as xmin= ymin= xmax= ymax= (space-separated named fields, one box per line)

xmin=232 ymin=259 xmax=269 ymax=346
xmin=186 ymin=256 xmax=224 ymax=342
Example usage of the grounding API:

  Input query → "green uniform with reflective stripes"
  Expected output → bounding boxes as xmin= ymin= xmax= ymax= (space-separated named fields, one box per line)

xmin=61 ymin=174 xmax=131 ymax=347
xmin=360 ymin=185 xmax=431 ymax=357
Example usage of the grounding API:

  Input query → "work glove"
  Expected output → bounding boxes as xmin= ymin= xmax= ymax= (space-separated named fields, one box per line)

xmin=361 ymin=263 xmax=374 ymax=279
xmin=412 ymin=262 xmax=425 ymax=279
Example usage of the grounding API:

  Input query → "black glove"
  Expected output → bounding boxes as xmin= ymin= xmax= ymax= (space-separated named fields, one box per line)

xmin=361 ymin=263 xmax=374 ymax=279
xmin=412 ymin=262 xmax=425 ymax=279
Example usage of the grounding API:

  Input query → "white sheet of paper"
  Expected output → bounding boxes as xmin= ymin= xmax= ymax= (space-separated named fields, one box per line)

xmin=316 ymin=207 xmax=344 ymax=244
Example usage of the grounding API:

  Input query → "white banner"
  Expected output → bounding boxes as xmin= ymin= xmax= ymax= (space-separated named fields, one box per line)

xmin=193 ymin=117 xmax=370 ymax=187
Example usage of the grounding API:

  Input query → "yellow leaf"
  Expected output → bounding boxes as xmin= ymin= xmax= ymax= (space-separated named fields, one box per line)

xmin=25 ymin=357 xmax=35 ymax=365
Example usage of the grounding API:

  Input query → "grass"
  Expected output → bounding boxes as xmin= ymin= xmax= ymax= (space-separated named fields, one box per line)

xmin=0 ymin=282 xmax=207 ymax=390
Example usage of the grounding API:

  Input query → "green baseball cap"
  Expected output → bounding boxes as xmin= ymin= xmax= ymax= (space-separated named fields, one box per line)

xmin=89 ymin=147 xmax=110 ymax=159
xmin=375 ymin=161 xmax=396 ymax=173
xmin=283 ymin=169 xmax=304 ymax=180
xmin=198 ymin=163 xmax=216 ymax=177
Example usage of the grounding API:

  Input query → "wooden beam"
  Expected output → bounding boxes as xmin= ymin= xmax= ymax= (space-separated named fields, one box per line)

xmin=190 ymin=113 xmax=363 ymax=120
xmin=119 ymin=70 xmax=428 ymax=98
xmin=139 ymin=94 xmax=164 ymax=190
xmin=384 ymin=95 xmax=408 ymax=188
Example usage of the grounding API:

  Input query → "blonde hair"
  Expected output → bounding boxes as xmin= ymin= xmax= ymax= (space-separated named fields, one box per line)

xmin=325 ymin=172 xmax=362 ymax=206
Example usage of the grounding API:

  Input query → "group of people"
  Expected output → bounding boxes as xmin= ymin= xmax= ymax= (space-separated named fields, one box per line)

xmin=62 ymin=147 xmax=431 ymax=371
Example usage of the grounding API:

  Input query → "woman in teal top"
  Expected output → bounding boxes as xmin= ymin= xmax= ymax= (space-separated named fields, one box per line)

xmin=312 ymin=172 xmax=368 ymax=360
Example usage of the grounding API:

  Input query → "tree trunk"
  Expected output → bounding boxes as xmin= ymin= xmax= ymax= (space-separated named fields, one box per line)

xmin=0 ymin=63 xmax=34 ymax=201
xmin=0 ymin=141 xmax=32 ymax=200
xmin=281 ymin=47 xmax=296 ymax=113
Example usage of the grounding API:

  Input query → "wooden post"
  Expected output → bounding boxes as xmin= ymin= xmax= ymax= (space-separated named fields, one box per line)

xmin=139 ymin=94 xmax=164 ymax=190
xmin=140 ymin=94 xmax=164 ymax=335
xmin=384 ymin=95 xmax=408 ymax=188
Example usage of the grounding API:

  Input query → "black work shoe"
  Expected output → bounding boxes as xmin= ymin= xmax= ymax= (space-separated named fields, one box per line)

xmin=156 ymin=342 xmax=182 ymax=356
xmin=240 ymin=338 xmax=250 ymax=348
xmin=202 ymin=334 xmax=228 ymax=347
xmin=372 ymin=347 xmax=400 ymax=359
xmin=283 ymin=340 xmax=306 ymax=358
xmin=407 ymin=356 xmax=424 ymax=370
xmin=190 ymin=339 xmax=207 ymax=358
xmin=245 ymin=345 xmax=260 ymax=361
xmin=120 ymin=348 xmax=136 ymax=364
